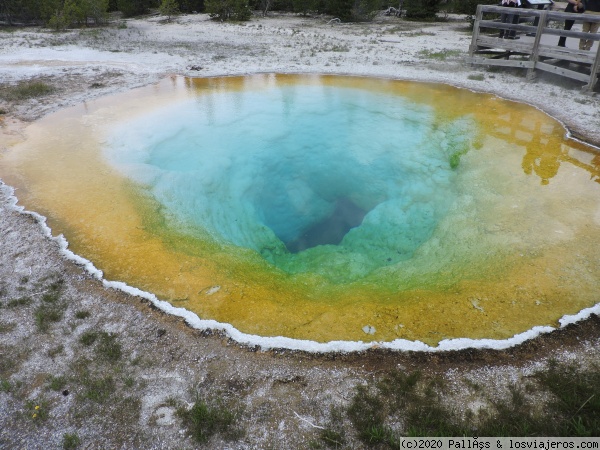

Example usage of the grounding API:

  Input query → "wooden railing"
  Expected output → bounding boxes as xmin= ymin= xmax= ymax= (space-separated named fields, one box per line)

xmin=468 ymin=5 xmax=600 ymax=91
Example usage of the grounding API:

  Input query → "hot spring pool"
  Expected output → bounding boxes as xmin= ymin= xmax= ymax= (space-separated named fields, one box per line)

xmin=2 ymin=74 xmax=599 ymax=350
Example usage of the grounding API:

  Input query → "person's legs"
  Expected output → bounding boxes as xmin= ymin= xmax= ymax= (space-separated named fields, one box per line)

xmin=587 ymin=22 xmax=600 ymax=50
xmin=580 ymin=22 xmax=591 ymax=50
xmin=558 ymin=19 xmax=575 ymax=47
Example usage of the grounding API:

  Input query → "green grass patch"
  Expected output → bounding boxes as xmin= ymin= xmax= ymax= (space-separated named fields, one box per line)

xmin=0 ymin=344 xmax=26 ymax=377
xmin=318 ymin=428 xmax=346 ymax=448
xmin=315 ymin=406 xmax=347 ymax=449
xmin=95 ymin=332 xmax=122 ymax=362
xmin=47 ymin=345 xmax=64 ymax=358
xmin=48 ymin=375 xmax=68 ymax=392
xmin=0 ymin=80 xmax=55 ymax=101
xmin=79 ymin=331 xmax=121 ymax=361
xmin=34 ymin=278 xmax=66 ymax=332
xmin=177 ymin=395 xmax=242 ymax=443
xmin=26 ymin=398 xmax=50 ymax=422
xmin=6 ymin=296 xmax=32 ymax=307
xmin=82 ymin=375 xmax=116 ymax=403
xmin=468 ymin=73 xmax=485 ymax=81
xmin=75 ymin=310 xmax=91 ymax=319
xmin=343 ymin=360 xmax=600 ymax=440
xmin=0 ymin=322 xmax=16 ymax=333
xmin=42 ymin=278 xmax=64 ymax=303
xmin=418 ymin=49 xmax=462 ymax=60
xmin=0 ymin=378 xmax=11 ymax=393
xmin=34 ymin=303 xmax=65 ymax=332
xmin=534 ymin=360 xmax=600 ymax=436
xmin=62 ymin=432 xmax=81 ymax=450
xmin=79 ymin=331 xmax=98 ymax=346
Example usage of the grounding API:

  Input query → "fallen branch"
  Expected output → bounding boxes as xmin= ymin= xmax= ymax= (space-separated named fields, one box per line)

xmin=293 ymin=410 xmax=325 ymax=429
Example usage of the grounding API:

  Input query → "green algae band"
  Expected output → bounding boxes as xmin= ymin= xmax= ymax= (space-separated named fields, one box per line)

xmin=2 ymin=74 xmax=600 ymax=346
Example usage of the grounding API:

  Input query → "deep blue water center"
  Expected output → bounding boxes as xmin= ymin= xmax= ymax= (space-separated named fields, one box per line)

xmin=106 ymin=82 xmax=475 ymax=281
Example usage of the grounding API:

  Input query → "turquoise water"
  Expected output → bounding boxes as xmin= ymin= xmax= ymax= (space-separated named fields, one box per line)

xmin=105 ymin=84 xmax=477 ymax=282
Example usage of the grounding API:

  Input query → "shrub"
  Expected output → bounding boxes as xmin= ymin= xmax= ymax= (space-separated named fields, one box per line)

xmin=448 ymin=0 xmax=497 ymax=16
xmin=159 ymin=0 xmax=180 ymax=19
xmin=177 ymin=0 xmax=205 ymax=13
xmin=0 ymin=81 xmax=55 ymax=100
xmin=446 ymin=0 xmax=498 ymax=27
xmin=351 ymin=0 xmax=380 ymax=21
xmin=177 ymin=396 xmax=241 ymax=443
xmin=48 ymin=11 xmax=71 ymax=30
xmin=205 ymin=0 xmax=251 ymax=20
xmin=322 ymin=0 xmax=379 ymax=22
xmin=117 ymin=0 xmax=156 ymax=17
xmin=291 ymin=0 xmax=318 ymax=15
xmin=47 ymin=0 xmax=109 ymax=29
xmin=403 ymin=0 xmax=442 ymax=20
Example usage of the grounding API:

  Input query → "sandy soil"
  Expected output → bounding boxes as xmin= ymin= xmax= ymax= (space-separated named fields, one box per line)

xmin=0 ymin=11 xmax=599 ymax=448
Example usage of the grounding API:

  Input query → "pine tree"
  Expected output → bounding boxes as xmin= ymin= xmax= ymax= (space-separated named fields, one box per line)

xmin=159 ymin=0 xmax=180 ymax=20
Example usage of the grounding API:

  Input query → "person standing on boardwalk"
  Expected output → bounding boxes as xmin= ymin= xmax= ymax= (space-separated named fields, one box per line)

xmin=558 ymin=0 xmax=585 ymax=47
xmin=580 ymin=0 xmax=600 ymax=50
xmin=500 ymin=0 xmax=521 ymax=39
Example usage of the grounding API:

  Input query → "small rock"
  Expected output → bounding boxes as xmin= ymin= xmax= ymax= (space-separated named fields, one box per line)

xmin=362 ymin=325 xmax=376 ymax=335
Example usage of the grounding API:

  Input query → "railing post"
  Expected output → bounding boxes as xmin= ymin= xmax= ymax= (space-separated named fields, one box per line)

xmin=468 ymin=4 xmax=484 ymax=58
xmin=526 ymin=10 xmax=548 ymax=81
xmin=584 ymin=41 xmax=600 ymax=92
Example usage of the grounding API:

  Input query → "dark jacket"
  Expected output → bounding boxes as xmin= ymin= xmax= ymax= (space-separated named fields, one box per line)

xmin=585 ymin=0 xmax=600 ymax=12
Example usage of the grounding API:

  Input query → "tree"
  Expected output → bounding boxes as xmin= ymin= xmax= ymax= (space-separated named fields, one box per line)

xmin=351 ymin=0 xmax=380 ymax=21
xmin=205 ymin=0 xmax=251 ymax=20
xmin=322 ymin=0 xmax=380 ymax=22
xmin=403 ymin=0 xmax=442 ymax=20
xmin=47 ymin=0 xmax=108 ymax=29
xmin=86 ymin=0 xmax=109 ymax=25
xmin=116 ymin=0 xmax=156 ymax=17
xmin=159 ymin=0 xmax=180 ymax=19
xmin=177 ymin=0 xmax=204 ymax=13
xmin=0 ymin=0 xmax=56 ymax=25
xmin=324 ymin=0 xmax=353 ymax=21
xmin=292 ymin=0 xmax=318 ymax=16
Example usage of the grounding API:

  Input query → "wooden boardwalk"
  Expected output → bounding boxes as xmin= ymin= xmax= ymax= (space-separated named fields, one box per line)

xmin=468 ymin=5 xmax=600 ymax=91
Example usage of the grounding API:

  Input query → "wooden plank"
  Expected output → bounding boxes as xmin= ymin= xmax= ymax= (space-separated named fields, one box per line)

xmin=527 ymin=10 xmax=548 ymax=80
xmin=537 ymin=47 xmax=595 ymax=64
xmin=477 ymin=36 xmax=535 ymax=53
xmin=478 ymin=5 xmax=543 ymax=17
xmin=469 ymin=4 xmax=483 ymax=57
xmin=585 ymin=42 xmax=600 ymax=91
xmin=541 ymin=27 xmax=600 ymax=40
xmin=471 ymin=5 xmax=600 ymax=90
xmin=535 ymin=61 xmax=592 ymax=82
xmin=545 ymin=10 xmax=600 ymax=23
xmin=478 ymin=20 xmax=539 ymax=34
xmin=468 ymin=57 xmax=534 ymax=68
xmin=473 ymin=50 xmax=520 ymax=58
xmin=477 ymin=6 xmax=600 ymax=24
